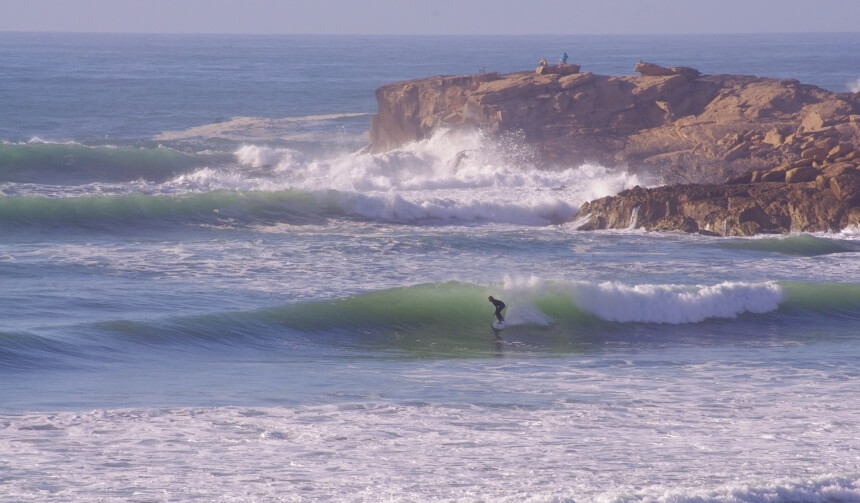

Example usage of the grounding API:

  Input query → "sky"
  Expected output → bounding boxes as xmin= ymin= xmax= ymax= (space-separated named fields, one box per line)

xmin=2 ymin=0 xmax=860 ymax=36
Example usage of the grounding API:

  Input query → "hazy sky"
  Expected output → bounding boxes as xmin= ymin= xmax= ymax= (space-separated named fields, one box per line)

xmin=2 ymin=0 xmax=860 ymax=35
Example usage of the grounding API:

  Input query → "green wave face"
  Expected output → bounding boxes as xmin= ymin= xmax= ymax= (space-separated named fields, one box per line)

xmin=0 ymin=189 xmax=324 ymax=230
xmin=256 ymin=282 xmax=588 ymax=357
xmin=780 ymin=282 xmax=860 ymax=312
xmin=9 ymin=280 xmax=859 ymax=366
xmin=716 ymin=234 xmax=858 ymax=256
xmin=100 ymin=279 xmax=860 ymax=355
xmin=82 ymin=281 xmax=597 ymax=359
xmin=0 ymin=142 xmax=212 ymax=184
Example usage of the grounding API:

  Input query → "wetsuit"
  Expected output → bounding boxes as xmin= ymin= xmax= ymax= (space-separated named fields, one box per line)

xmin=489 ymin=297 xmax=506 ymax=322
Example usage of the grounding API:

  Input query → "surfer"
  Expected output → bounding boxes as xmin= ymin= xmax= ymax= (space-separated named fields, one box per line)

xmin=488 ymin=296 xmax=506 ymax=322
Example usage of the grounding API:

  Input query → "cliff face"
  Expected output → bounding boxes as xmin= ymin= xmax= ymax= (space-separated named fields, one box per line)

xmin=370 ymin=67 xmax=860 ymax=183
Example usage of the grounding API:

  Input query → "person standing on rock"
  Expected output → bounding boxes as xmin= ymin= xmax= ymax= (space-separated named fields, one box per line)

xmin=561 ymin=52 xmax=569 ymax=65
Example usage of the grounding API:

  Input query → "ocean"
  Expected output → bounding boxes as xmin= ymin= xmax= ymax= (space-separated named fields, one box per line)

xmin=1 ymin=31 xmax=859 ymax=502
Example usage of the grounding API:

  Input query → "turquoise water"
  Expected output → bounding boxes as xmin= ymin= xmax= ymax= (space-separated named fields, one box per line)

xmin=0 ymin=32 xmax=859 ymax=502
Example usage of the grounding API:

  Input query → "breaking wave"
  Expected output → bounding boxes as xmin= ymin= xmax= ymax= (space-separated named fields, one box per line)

xmin=0 ymin=188 xmax=580 ymax=229
xmin=1 ymin=129 xmax=651 ymax=228
xmin=6 ymin=278 xmax=858 ymax=369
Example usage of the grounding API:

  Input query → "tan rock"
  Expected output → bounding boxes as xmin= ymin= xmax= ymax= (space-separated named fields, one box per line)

xmin=724 ymin=141 xmax=751 ymax=161
xmin=822 ymin=163 xmax=855 ymax=178
xmin=801 ymin=111 xmax=825 ymax=131
xmin=789 ymin=158 xmax=815 ymax=168
xmin=830 ymin=172 xmax=860 ymax=203
xmin=558 ymin=72 xmax=593 ymax=90
xmin=634 ymin=62 xmax=675 ymax=76
xmin=814 ymin=136 xmax=838 ymax=151
xmin=785 ymin=166 xmax=818 ymax=183
xmin=576 ymin=181 xmax=850 ymax=236
xmin=801 ymin=147 xmax=828 ymax=161
xmin=828 ymin=143 xmax=853 ymax=159
xmin=834 ymin=150 xmax=860 ymax=162
xmin=798 ymin=136 xmax=817 ymax=150
xmin=726 ymin=173 xmax=753 ymax=184
xmin=760 ymin=169 xmax=787 ymax=182
xmin=537 ymin=64 xmax=580 ymax=76
xmin=669 ymin=66 xmax=702 ymax=79
xmin=763 ymin=128 xmax=784 ymax=147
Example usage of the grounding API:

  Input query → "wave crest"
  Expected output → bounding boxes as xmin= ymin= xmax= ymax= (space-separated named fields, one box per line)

xmin=6 ymin=279 xmax=860 ymax=368
xmin=501 ymin=276 xmax=784 ymax=324
xmin=224 ymin=129 xmax=652 ymax=225
xmin=2 ymin=128 xmax=653 ymax=228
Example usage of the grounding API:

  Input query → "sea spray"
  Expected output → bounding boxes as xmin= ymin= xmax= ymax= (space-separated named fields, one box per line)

xmin=572 ymin=280 xmax=784 ymax=323
xmin=501 ymin=276 xmax=785 ymax=324
xmin=1 ymin=129 xmax=653 ymax=227
xmin=233 ymin=128 xmax=653 ymax=195
xmin=226 ymin=129 xmax=652 ymax=225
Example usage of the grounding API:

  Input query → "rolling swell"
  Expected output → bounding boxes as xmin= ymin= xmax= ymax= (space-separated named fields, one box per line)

xmin=716 ymin=234 xmax=859 ymax=256
xmin=0 ymin=142 xmax=216 ymax=184
xmin=0 ymin=187 xmax=580 ymax=231
xmin=0 ymin=330 xmax=100 ymax=371
xmin=0 ymin=189 xmax=329 ymax=230
xmin=92 ymin=279 xmax=860 ymax=342
xmin=781 ymin=282 xmax=860 ymax=317
xmin=7 ymin=280 xmax=858 ymax=370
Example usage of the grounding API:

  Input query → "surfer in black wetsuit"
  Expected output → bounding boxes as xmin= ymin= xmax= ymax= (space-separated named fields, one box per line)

xmin=488 ymin=296 xmax=506 ymax=322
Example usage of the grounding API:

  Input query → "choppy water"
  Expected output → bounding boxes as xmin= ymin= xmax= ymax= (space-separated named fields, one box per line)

xmin=1 ymin=32 xmax=859 ymax=502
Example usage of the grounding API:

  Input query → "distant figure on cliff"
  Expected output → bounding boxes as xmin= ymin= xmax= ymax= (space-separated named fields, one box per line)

xmin=539 ymin=58 xmax=547 ymax=67
xmin=561 ymin=52 xmax=569 ymax=65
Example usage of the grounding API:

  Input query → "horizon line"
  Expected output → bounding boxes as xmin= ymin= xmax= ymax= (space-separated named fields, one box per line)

xmin=2 ymin=29 xmax=860 ymax=38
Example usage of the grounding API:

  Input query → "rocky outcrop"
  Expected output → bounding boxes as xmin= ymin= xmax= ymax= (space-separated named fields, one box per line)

xmin=576 ymin=131 xmax=860 ymax=235
xmin=576 ymin=165 xmax=860 ymax=236
xmin=634 ymin=61 xmax=701 ymax=79
xmin=536 ymin=63 xmax=581 ymax=76
xmin=369 ymin=66 xmax=860 ymax=183
xmin=369 ymin=64 xmax=860 ymax=234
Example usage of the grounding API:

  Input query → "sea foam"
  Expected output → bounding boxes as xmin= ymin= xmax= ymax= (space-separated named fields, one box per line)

xmin=501 ymin=276 xmax=784 ymax=324
xmin=3 ymin=129 xmax=652 ymax=227
xmin=226 ymin=129 xmax=652 ymax=225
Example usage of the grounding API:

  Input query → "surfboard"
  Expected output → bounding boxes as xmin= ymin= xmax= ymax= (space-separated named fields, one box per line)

xmin=492 ymin=320 xmax=506 ymax=330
